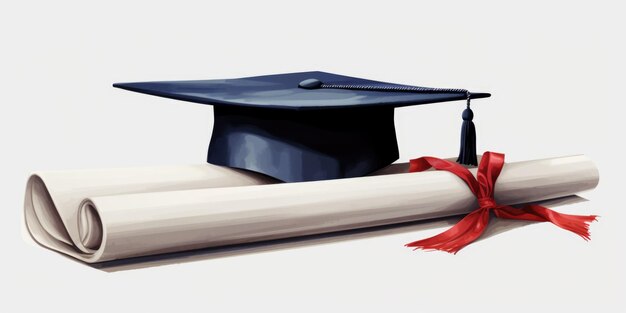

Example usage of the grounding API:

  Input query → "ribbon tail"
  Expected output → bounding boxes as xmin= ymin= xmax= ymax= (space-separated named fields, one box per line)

xmin=495 ymin=205 xmax=598 ymax=241
xmin=405 ymin=208 xmax=491 ymax=254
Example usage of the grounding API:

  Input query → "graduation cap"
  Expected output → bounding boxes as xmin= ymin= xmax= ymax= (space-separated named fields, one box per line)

xmin=114 ymin=71 xmax=490 ymax=182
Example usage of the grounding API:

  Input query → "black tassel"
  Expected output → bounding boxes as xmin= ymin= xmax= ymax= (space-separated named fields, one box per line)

xmin=457 ymin=95 xmax=478 ymax=166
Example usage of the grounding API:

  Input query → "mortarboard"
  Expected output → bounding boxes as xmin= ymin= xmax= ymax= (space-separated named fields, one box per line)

xmin=114 ymin=71 xmax=490 ymax=182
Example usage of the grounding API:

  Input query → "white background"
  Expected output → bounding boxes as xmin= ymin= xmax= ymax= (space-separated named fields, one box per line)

xmin=1 ymin=0 xmax=624 ymax=311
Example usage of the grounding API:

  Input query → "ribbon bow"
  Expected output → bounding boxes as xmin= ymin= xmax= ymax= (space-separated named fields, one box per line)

xmin=405 ymin=152 xmax=597 ymax=254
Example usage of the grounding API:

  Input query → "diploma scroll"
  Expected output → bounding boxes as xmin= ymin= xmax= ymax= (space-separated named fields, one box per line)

xmin=24 ymin=155 xmax=598 ymax=263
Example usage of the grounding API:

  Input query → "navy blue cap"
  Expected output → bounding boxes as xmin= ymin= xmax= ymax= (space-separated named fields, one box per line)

xmin=114 ymin=71 xmax=490 ymax=182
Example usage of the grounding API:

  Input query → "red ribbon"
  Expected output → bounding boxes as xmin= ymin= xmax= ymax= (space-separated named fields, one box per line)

xmin=405 ymin=152 xmax=597 ymax=254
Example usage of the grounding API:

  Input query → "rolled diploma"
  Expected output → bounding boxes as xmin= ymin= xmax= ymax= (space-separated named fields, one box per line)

xmin=25 ymin=155 xmax=598 ymax=263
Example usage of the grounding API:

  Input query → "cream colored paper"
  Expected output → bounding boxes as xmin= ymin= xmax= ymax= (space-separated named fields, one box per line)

xmin=24 ymin=156 xmax=598 ymax=263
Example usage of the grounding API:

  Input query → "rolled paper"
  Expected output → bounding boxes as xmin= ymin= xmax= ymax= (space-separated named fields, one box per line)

xmin=24 ymin=155 xmax=599 ymax=263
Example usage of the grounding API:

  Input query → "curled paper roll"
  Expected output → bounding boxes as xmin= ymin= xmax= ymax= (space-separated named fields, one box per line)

xmin=24 ymin=155 xmax=598 ymax=263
